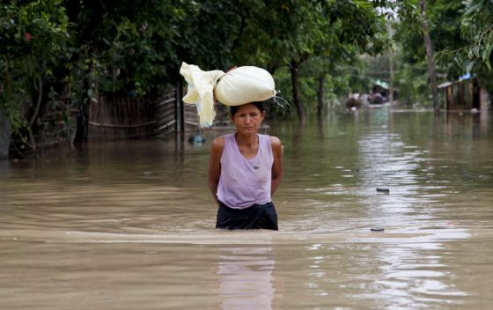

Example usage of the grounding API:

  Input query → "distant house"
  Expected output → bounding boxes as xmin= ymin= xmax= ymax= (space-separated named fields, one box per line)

xmin=438 ymin=75 xmax=491 ymax=111
xmin=371 ymin=79 xmax=390 ymax=98
xmin=369 ymin=79 xmax=398 ymax=104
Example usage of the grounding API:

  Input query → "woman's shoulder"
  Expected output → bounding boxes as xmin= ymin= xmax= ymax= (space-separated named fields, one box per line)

xmin=214 ymin=133 xmax=235 ymax=142
xmin=269 ymin=135 xmax=281 ymax=145
xmin=211 ymin=135 xmax=227 ymax=151
xmin=258 ymin=134 xmax=282 ymax=153
xmin=267 ymin=136 xmax=282 ymax=156
xmin=258 ymin=133 xmax=280 ymax=142
xmin=262 ymin=135 xmax=281 ymax=147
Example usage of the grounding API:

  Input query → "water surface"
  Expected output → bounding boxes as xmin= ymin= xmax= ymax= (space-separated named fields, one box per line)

xmin=1 ymin=110 xmax=492 ymax=309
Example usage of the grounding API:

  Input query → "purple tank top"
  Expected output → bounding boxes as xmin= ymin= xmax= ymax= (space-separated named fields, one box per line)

xmin=217 ymin=133 xmax=273 ymax=209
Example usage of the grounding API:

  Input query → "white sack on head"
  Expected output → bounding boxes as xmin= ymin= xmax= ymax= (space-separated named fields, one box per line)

xmin=180 ymin=62 xmax=225 ymax=127
xmin=215 ymin=66 xmax=276 ymax=106
xmin=179 ymin=62 xmax=276 ymax=127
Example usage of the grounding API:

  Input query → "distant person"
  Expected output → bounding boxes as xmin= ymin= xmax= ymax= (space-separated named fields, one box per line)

xmin=208 ymin=101 xmax=283 ymax=230
xmin=374 ymin=93 xmax=384 ymax=104
xmin=369 ymin=93 xmax=384 ymax=104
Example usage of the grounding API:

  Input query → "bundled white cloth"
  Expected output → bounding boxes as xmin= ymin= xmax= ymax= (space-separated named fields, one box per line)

xmin=179 ymin=62 xmax=276 ymax=127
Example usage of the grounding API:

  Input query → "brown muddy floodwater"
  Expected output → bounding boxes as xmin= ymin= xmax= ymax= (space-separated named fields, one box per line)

xmin=1 ymin=109 xmax=493 ymax=309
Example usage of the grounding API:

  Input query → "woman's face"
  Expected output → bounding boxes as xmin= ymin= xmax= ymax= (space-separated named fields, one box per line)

xmin=231 ymin=103 xmax=265 ymax=135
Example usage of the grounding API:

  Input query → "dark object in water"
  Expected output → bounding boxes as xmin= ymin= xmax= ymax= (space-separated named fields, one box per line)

xmin=345 ymin=97 xmax=362 ymax=110
xmin=370 ymin=227 xmax=385 ymax=232
xmin=189 ymin=134 xmax=206 ymax=144
xmin=376 ymin=188 xmax=390 ymax=194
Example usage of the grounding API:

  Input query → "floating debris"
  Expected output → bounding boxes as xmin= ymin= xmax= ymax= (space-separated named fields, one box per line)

xmin=189 ymin=134 xmax=206 ymax=144
xmin=376 ymin=188 xmax=390 ymax=194
xmin=370 ymin=227 xmax=385 ymax=232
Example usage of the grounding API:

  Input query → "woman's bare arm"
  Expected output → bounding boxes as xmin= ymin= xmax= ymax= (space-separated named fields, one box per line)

xmin=270 ymin=136 xmax=283 ymax=196
xmin=208 ymin=137 xmax=225 ymax=204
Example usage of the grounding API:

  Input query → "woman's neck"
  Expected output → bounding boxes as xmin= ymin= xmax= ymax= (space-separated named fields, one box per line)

xmin=234 ymin=132 xmax=258 ymax=148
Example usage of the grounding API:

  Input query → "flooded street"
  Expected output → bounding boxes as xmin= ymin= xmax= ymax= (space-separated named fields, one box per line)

xmin=1 ymin=109 xmax=493 ymax=309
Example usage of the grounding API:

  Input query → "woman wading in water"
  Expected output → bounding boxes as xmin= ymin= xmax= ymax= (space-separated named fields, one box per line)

xmin=208 ymin=101 xmax=283 ymax=230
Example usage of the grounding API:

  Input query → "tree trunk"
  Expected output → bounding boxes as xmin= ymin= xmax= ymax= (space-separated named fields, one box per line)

xmin=420 ymin=0 xmax=440 ymax=112
xmin=387 ymin=23 xmax=394 ymax=105
xmin=317 ymin=75 xmax=325 ymax=116
xmin=0 ymin=111 xmax=11 ymax=160
xmin=289 ymin=60 xmax=306 ymax=123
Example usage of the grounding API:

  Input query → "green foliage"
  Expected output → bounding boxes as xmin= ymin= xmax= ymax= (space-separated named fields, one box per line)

xmin=0 ymin=0 xmax=394 ymax=123
xmin=0 ymin=0 xmax=70 ymax=131
xmin=451 ymin=0 xmax=493 ymax=90
xmin=71 ymin=0 xmax=198 ymax=96
xmin=392 ymin=0 xmax=493 ymax=105
xmin=298 ymin=50 xmax=368 ymax=109
xmin=392 ymin=0 xmax=473 ymax=106
xmin=394 ymin=0 xmax=466 ymax=77
xmin=8 ymin=0 xmax=479 ymax=148
xmin=230 ymin=0 xmax=389 ymax=115
xmin=394 ymin=56 xmax=431 ymax=107
xmin=460 ymin=0 xmax=493 ymax=72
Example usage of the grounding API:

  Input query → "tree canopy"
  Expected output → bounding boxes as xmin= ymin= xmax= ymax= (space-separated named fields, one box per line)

xmin=1 ymin=0 xmax=492 ymax=155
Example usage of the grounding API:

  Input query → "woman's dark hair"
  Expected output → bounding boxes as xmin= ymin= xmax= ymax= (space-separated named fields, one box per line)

xmin=230 ymin=101 xmax=265 ymax=117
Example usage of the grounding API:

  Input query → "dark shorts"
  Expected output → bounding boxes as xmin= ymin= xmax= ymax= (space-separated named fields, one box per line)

xmin=216 ymin=201 xmax=278 ymax=230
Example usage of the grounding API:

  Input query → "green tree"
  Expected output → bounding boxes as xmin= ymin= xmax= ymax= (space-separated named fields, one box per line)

xmin=1 ymin=0 xmax=408 ymax=157
xmin=457 ymin=0 xmax=493 ymax=72
xmin=0 ymin=0 xmax=71 ymax=153
xmin=228 ymin=0 xmax=388 ymax=122
xmin=1 ymin=0 xmax=202 ymax=153
xmin=420 ymin=0 xmax=439 ymax=111
xmin=392 ymin=0 xmax=469 ymax=107
xmin=450 ymin=0 xmax=493 ymax=90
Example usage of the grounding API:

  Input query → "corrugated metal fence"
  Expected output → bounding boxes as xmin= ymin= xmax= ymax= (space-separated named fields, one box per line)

xmin=87 ymin=87 xmax=232 ymax=140
xmin=88 ymin=88 xmax=185 ymax=140
xmin=89 ymin=96 xmax=157 ymax=140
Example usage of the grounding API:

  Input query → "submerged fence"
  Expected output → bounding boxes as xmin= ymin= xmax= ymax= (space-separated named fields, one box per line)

xmin=155 ymin=91 xmax=177 ymax=136
xmin=88 ymin=96 xmax=158 ymax=140
xmin=88 ymin=88 xmax=190 ymax=140
xmin=87 ymin=87 xmax=231 ymax=140
xmin=1 ymin=87 xmax=233 ymax=158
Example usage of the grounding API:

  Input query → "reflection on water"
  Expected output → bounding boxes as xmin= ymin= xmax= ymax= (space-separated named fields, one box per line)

xmin=217 ymin=243 xmax=275 ymax=310
xmin=1 ymin=110 xmax=493 ymax=309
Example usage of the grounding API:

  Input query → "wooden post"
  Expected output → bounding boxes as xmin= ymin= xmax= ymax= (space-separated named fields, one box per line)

xmin=317 ymin=75 xmax=325 ymax=116
xmin=176 ymin=80 xmax=184 ymax=133
xmin=458 ymin=82 xmax=464 ymax=109
xmin=472 ymin=78 xmax=480 ymax=110
xmin=446 ymin=87 xmax=452 ymax=110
